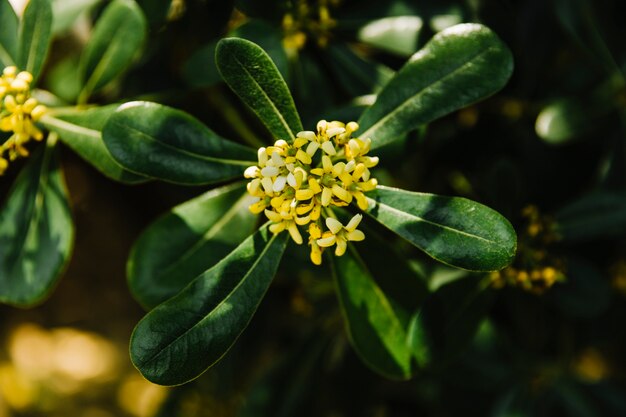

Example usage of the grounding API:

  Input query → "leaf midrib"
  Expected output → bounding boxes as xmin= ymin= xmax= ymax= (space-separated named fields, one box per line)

xmin=232 ymin=54 xmax=296 ymax=141
xmin=82 ymin=13 xmax=135 ymax=95
xmin=347 ymin=248 xmax=412 ymax=367
xmin=157 ymin=190 xmax=250 ymax=280
xmin=41 ymin=115 xmax=101 ymax=139
xmin=366 ymin=197 xmax=498 ymax=245
xmin=110 ymin=121 xmax=255 ymax=167
xmin=21 ymin=3 xmax=48 ymax=75
xmin=8 ymin=144 xmax=53 ymax=284
xmin=359 ymin=46 xmax=496 ymax=140
xmin=139 ymin=231 xmax=279 ymax=367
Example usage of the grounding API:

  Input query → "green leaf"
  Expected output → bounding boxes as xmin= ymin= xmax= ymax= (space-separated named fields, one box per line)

xmin=326 ymin=43 xmax=394 ymax=96
xmin=365 ymin=185 xmax=517 ymax=271
xmin=290 ymin=50 xmax=333 ymax=120
xmin=0 ymin=0 xmax=18 ymax=67
xmin=358 ymin=23 xmax=513 ymax=149
xmin=0 ymin=143 xmax=74 ymax=306
xmin=40 ymin=106 xmax=148 ymax=184
xmin=130 ymin=224 xmax=288 ymax=385
xmin=230 ymin=20 xmax=288 ymax=82
xmin=555 ymin=191 xmax=626 ymax=242
xmin=331 ymin=247 xmax=415 ymax=379
xmin=330 ymin=226 xmax=430 ymax=379
xmin=358 ymin=16 xmax=423 ymax=57
xmin=183 ymin=21 xmax=288 ymax=89
xmin=128 ymin=182 xmax=257 ymax=310
xmin=18 ymin=0 xmax=52 ymax=81
xmin=44 ymin=54 xmax=81 ymax=102
xmin=52 ymin=0 xmax=101 ymax=34
xmin=535 ymin=99 xmax=598 ymax=145
xmin=102 ymin=101 xmax=256 ymax=185
xmin=78 ymin=0 xmax=147 ymax=100
xmin=216 ymin=37 xmax=302 ymax=141
xmin=182 ymin=40 xmax=221 ymax=88
xmin=407 ymin=277 xmax=493 ymax=366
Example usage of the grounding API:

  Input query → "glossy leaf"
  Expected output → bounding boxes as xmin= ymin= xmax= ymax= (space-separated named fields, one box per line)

xmin=102 ymin=101 xmax=256 ymax=185
xmin=555 ymin=191 xmax=626 ymax=242
xmin=407 ymin=277 xmax=493 ymax=366
xmin=358 ymin=23 xmax=513 ymax=149
xmin=0 ymin=144 xmax=74 ymax=306
xmin=130 ymin=225 xmax=288 ymax=385
xmin=0 ymin=0 xmax=18 ymax=66
xmin=128 ymin=182 xmax=257 ymax=309
xmin=18 ymin=0 xmax=52 ymax=81
xmin=358 ymin=16 xmax=423 ymax=57
xmin=40 ymin=106 xmax=148 ymax=184
xmin=331 ymin=247 xmax=415 ymax=379
xmin=365 ymin=185 xmax=517 ymax=271
xmin=216 ymin=37 xmax=302 ymax=141
xmin=79 ymin=0 xmax=147 ymax=99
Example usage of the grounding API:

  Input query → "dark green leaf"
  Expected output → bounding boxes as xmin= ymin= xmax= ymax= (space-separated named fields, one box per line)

xmin=357 ymin=16 xmax=423 ymax=57
xmin=365 ymin=185 xmax=517 ymax=271
xmin=230 ymin=20 xmax=288 ymax=80
xmin=290 ymin=50 xmax=333 ymax=122
xmin=40 ymin=106 xmax=148 ymax=184
xmin=407 ymin=277 xmax=493 ymax=367
xmin=0 ymin=143 xmax=74 ymax=306
xmin=183 ymin=21 xmax=288 ymax=89
xmin=555 ymin=191 xmax=626 ymax=242
xmin=351 ymin=219 xmax=429 ymax=325
xmin=0 ymin=0 xmax=18 ymax=66
xmin=358 ymin=23 xmax=513 ymax=149
xmin=18 ymin=0 xmax=52 ymax=81
xmin=130 ymin=224 xmax=288 ymax=385
xmin=128 ymin=182 xmax=257 ymax=309
xmin=102 ymin=101 xmax=256 ymax=185
xmin=326 ymin=43 xmax=394 ymax=96
xmin=78 ymin=0 xmax=147 ymax=100
xmin=216 ymin=37 xmax=302 ymax=141
xmin=181 ymin=41 xmax=220 ymax=88
xmin=331 ymin=247 xmax=416 ymax=380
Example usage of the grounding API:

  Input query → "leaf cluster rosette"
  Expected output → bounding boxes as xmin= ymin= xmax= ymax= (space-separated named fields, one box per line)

xmin=0 ymin=0 xmax=148 ymax=306
xmin=99 ymin=24 xmax=518 ymax=385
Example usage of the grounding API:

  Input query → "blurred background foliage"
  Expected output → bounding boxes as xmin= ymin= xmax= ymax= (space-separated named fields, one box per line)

xmin=1 ymin=0 xmax=626 ymax=416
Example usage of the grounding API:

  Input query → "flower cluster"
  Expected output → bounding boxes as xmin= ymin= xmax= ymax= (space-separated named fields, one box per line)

xmin=490 ymin=205 xmax=565 ymax=294
xmin=244 ymin=120 xmax=378 ymax=265
xmin=0 ymin=66 xmax=47 ymax=175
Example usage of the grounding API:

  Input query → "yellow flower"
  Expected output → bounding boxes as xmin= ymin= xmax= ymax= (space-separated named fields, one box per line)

xmin=244 ymin=119 xmax=378 ymax=264
xmin=0 ymin=67 xmax=47 ymax=175
xmin=316 ymin=214 xmax=365 ymax=256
